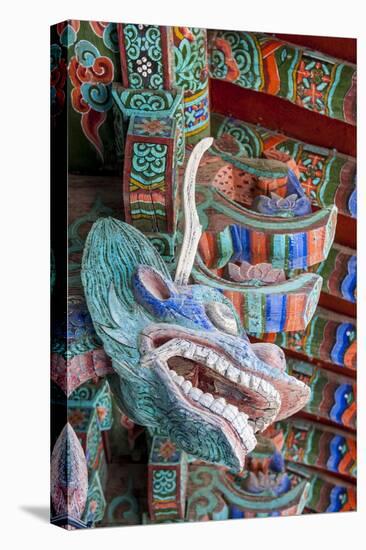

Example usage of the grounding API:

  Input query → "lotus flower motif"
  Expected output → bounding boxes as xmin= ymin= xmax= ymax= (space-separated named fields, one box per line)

xmin=228 ymin=261 xmax=286 ymax=284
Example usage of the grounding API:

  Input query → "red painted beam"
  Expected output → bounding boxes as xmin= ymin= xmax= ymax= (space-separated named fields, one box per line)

xmin=335 ymin=213 xmax=356 ymax=249
xmin=274 ymin=33 xmax=356 ymax=64
xmin=210 ymin=79 xmax=356 ymax=157
xmin=318 ymin=292 xmax=356 ymax=319
xmin=250 ymin=335 xmax=356 ymax=380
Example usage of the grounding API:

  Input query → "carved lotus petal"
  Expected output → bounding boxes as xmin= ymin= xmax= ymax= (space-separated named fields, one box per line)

xmin=228 ymin=262 xmax=243 ymax=282
xmin=239 ymin=261 xmax=252 ymax=279
xmin=228 ymin=262 xmax=286 ymax=284
xmin=262 ymin=268 xmax=286 ymax=283
xmin=249 ymin=263 xmax=272 ymax=280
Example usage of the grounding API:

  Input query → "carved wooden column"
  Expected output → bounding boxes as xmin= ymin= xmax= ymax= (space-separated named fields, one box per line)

xmin=173 ymin=27 xmax=211 ymax=143
xmin=115 ymin=24 xmax=184 ymax=259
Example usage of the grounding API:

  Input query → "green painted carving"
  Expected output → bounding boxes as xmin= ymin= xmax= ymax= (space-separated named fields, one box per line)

xmin=209 ymin=31 xmax=356 ymax=124
xmin=186 ymin=464 xmax=309 ymax=520
xmin=173 ymin=27 xmax=210 ymax=142
xmin=120 ymin=24 xmax=166 ymax=89
xmin=112 ymin=85 xmax=185 ymax=165
xmin=81 ymin=212 xmax=310 ymax=472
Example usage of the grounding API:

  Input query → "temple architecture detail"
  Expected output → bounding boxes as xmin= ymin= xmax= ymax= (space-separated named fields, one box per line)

xmin=51 ymin=20 xmax=357 ymax=527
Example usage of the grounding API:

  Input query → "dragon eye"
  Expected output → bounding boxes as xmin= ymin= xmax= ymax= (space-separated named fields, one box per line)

xmin=205 ymin=302 xmax=240 ymax=335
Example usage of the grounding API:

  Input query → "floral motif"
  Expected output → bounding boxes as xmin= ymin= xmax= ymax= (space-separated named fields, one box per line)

xmin=133 ymin=116 xmax=171 ymax=136
xmin=212 ymin=133 xmax=242 ymax=156
xmin=136 ymin=56 xmax=153 ymax=77
xmin=296 ymin=56 xmax=332 ymax=114
xmin=158 ymin=440 xmax=178 ymax=461
xmin=122 ymin=24 xmax=165 ymax=89
xmin=228 ymin=261 xmax=286 ymax=284
xmin=153 ymin=470 xmax=177 ymax=496
xmin=253 ymin=192 xmax=312 ymax=217
xmin=96 ymin=406 xmax=107 ymax=423
xmin=211 ymin=37 xmax=240 ymax=82
xmin=297 ymin=151 xmax=325 ymax=199
xmin=209 ymin=31 xmax=263 ymax=89
xmin=69 ymin=40 xmax=114 ymax=159
xmin=174 ymin=28 xmax=209 ymax=94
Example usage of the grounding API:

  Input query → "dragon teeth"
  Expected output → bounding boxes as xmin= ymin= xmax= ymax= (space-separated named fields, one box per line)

xmin=222 ymin=404 xmax=239 ymax=421
xmin=215 ymin=359 xmax=228 ymax=375
xmin=249 ymin=377 xmax=260 ymax=391
xmin=206 ymin=351 xmax=217 ymax=367
xmin=210 ymin=397 xmax=226 ymax=414
xmin=194 ymin=346 xmax=209 ymax=359
xmin=254 ymin=418 xmax=267 ymax=432
xmin=232 ymin=414 xmax=248 ymax=433
xmin=182 ymin=345 xmax=196 ymax=359
xmin=175 ymin=375 xmax=185 ymax=386
xmin=190 ymin=387 xmax=203 ymax=400
xmin=181 ymin=380 xmax=192 ymax=393
xmin=240 ymin=371 xmax=251 ymax=387
xmin=226 ymin=365 xmax=239 ymax=383
xmin=168 ymin=342 xmax=282 ymax=450
xmin=199 ymin=393 xmax=214 ymax=407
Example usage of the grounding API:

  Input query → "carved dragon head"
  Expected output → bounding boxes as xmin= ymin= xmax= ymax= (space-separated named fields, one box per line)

xmin=81 ymin=139 xmax=310 ymax=472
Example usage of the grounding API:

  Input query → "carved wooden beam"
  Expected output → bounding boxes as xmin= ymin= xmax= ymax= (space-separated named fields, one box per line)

xmin=147 ymin=436 xmax=188 ymax=522
xmin=51 ymin=348 xmax=113 ymax=397
xmin=117 ymin=24 xmax=175 ymax=90
xmin=211 ymin=113 xmax=356 ymax=218
xmin=259 ymin=306 xmax=356 ymax=370
xmin=193 ymin=263 xmax=322 ymax=333
xmin=112 ymin=85 xmax=185 ymax=166
xmin=123 ymin=114 xmax=179 ymax=238
xmin=286 ymin=357 xmax=356 ymax=430
xmin=287 ymin=463 xmax=356 ymax=513
xmin=173 ymin=27 xmax=210 ymax=143
xmin=315 ymin=243 xmax=356 ymax=303
xmin=51 ymin=295 xmax=114 ymax=396
xmin=208 ymin=31 xmax=356 ymax=125
xmin=278 ymin=419 xmax=356 ymax=480
xmin=186 ymin=463 xmax=309 ymax=520
xmin=195 ymin=184 xmax=337 ymax=272
xmin=187 ymin=175 xmax=336 ymax=332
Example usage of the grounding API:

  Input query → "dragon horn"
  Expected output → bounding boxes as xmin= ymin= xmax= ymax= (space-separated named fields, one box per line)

xmin=174 ymin=137 xmax=213 ymax=286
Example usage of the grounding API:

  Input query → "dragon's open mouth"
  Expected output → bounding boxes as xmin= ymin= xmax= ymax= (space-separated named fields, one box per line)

xmin=140 ymin=324 xmax=309 ymax=462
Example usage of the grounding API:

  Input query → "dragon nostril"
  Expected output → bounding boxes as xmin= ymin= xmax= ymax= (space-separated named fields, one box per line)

xmin=136 ymin=265 xmax=171 ymax=300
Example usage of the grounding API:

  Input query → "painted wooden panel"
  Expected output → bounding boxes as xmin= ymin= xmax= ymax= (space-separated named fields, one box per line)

xmin=211 ymin=113 xmax=356 ymax=218
xmin=315 ymin=243 xmax=356 ymax=303
xmin=123 ymin=114 xmax=178 ymax=235
xmin=287 ymin=464 xmax=356 ymax=513
xmin=209 ymin=31 xmax=356 ymax=125
xmin=287 ymin=358 xmax=356 ymax=430
xmin=258 ymin=307 xmax=356 ymax=370
xmin=278 ymin=419 xmax=356 ymax=479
